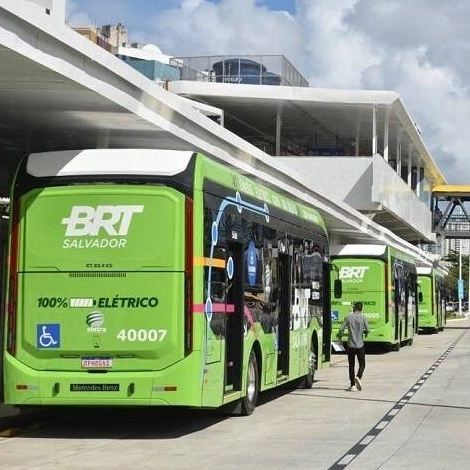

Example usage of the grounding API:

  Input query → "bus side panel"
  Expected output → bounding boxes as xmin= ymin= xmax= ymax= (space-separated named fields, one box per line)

xmin=198 ymin=167 xmax=328 ymax=407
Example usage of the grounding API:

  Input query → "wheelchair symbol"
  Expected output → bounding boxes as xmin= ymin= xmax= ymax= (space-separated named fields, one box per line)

xmin=37 ymin=324 xmax=60 ymax=348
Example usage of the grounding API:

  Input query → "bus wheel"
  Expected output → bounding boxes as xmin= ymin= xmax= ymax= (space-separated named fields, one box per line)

xmin=240 ymin=350 xmax=259 ymax=416
xmin=392 ymin=329 xmax=401 ymax=351
xmin=299 ymin=340 xmax=316 ymax=389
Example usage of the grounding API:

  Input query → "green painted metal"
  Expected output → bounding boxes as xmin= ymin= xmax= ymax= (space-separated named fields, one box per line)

xmin=418 ymin=267 xmax=446 ymax=332
xmin=4 ymin=151 xmax=330 ymax=410
xmin=331 ymin=247 xmax=419 ymax=348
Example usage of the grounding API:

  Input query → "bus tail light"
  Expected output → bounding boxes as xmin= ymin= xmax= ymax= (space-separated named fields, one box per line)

xmin=6 ymin=199 xmax=20 ymax=356
xmin=184 ymin=197 xmax=193 ymax=355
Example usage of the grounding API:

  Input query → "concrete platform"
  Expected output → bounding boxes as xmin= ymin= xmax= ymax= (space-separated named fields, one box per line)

xmin=0 ymin=316 xmax=469 ymax=469
xmin=321 ymin=316 xmax=470 ymax=469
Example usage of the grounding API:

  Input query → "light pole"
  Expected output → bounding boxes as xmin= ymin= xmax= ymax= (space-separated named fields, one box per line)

xmin=459 ymin=248 xmax=462 ymax=316
xmin=468 ymin=247 xmax=470 ymax=314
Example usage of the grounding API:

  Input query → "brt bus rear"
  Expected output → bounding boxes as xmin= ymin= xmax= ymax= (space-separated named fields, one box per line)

xmin=417 ymin=266 xmax=447 ymax=333
xmin=331 ymin=244 xmax=418 ymax=350
xmin=3 ymin=149 xmax=335 ymax=414
xmin=5 ymin=178 xmax=195 ymax=406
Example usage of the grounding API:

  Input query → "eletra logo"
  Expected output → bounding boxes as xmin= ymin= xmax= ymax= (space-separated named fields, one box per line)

xmin=86 ymin=311 xmax=106 ymax=333
xmin=62 ymin=205 xmax=144 ymax=236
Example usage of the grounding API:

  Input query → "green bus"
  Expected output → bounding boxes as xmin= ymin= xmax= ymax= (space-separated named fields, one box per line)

xmin=417 ymin=265 xmax=447 ymax=333
xmin=3 ymin=149 xmax=338 ymax=414
xmin=330 ymin=244 xmax=419 ymax=350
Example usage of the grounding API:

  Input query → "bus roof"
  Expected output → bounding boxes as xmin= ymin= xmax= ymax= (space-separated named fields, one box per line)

xmin=416 ymin=267 xmax=432 ymax=275
xmin=26 ymin=149 xmax=195 ymax=177
xmin=330 ymin=244 xmax=387 ymax=257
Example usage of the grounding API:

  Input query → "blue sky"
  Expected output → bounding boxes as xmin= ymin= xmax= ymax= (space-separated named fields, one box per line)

xmin=67 ymin=0 xmax=470 ymax=184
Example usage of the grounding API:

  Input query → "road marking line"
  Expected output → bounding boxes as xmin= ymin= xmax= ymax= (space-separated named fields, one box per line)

xmin=326 ymin=331 xmax=466 ymax=469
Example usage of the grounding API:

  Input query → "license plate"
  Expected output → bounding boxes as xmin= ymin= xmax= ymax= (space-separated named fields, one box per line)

xmin=81 ymin=357 xmax=113 ymax=369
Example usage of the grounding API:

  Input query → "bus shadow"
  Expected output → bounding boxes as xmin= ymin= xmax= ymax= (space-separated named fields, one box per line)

xmin=305 ymin=385 xmax=352 ymax=392
xmin=14 ymin=406 xmax=229 ymax=440
xmin=332 ymin=344 xmax=396 ymax=356
xmin=15 ymin=388 xmax=295 ymax=440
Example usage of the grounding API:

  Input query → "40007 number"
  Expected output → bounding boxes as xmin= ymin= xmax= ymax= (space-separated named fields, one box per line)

xmin=116 ymin=329 xmax=167 ymax=342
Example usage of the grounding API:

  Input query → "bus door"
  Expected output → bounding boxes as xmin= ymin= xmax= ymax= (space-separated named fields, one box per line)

xmin=404 ymin=287 xmax=410 ymax=337
xmin=224 ymin=242 xmax=244 ymax=393
xmin=322 ymin=261 xmax=331 ymax=364
xmin=277 ymin=252 xmax=290 ymax=377
xmin=392 ymin=283 xmax=399 ymax=342
xmin=393 ymin=267 xmax=401 ymax=342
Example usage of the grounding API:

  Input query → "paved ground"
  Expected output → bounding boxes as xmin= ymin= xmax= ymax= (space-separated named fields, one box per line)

xmin=314 ymin=316 xmax=470 ymax=469
xmin=0 ymin=316 xmax=469 ymax=469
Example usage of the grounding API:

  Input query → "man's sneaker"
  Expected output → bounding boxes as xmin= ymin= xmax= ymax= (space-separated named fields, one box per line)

xmin=347 ymin=385 xmax=356 ymax=391
xmin=355 ymin=376 xmax=362 ymax=391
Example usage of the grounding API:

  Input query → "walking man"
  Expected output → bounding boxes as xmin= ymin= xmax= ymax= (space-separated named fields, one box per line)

xmin=337 ymin=301 xmax=370 ymax=391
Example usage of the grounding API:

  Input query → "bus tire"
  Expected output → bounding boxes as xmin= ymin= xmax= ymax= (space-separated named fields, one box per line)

xmin=299 ymin=340 xmax=317 ymax=389
xmin=239 ymin=350 xmax=259 ymax=416
xmin=392 ymin=329 xmax=401 ymax=351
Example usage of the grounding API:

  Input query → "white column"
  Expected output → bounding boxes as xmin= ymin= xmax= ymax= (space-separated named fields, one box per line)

xmin=276 ymin=109 xmax=282 ymax=156
xmin=416 ymin=161 xmax=421 ymax=197
xmin=407 ymin=145 xmax=413 ymax=188
xmin=383 ymin=109 xmax=390 ymax=161
xmin=372 ymin=105 xmax=378 ymax=155
xmin=396 ymin=132 xmax=402 ymax=175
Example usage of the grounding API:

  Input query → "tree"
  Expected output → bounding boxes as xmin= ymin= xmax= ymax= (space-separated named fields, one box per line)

xmin=444 ymin=250 xmax=469 ymax=300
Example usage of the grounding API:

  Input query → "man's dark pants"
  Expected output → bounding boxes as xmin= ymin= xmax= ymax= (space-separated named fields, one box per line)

xmin=347 ymin=346 xmax=365 ymax=386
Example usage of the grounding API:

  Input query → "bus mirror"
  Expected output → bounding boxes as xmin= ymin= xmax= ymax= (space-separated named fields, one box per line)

xmin=418 ymin=292 xmax=423 ymax=303
xmin=334 ymin=279 xmax=342 ymax=299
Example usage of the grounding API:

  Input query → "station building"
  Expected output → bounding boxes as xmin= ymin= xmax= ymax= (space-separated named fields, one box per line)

xmin=0 ymin=2 xmax=450 ymax=260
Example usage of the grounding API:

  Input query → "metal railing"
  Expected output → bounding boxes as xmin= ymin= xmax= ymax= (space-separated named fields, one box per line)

xmin=170 ymin=55 xmax=309 ymax=87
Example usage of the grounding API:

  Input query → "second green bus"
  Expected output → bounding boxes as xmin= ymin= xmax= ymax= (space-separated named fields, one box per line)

xmin=331 ymin=244 xmax=419 ymax=350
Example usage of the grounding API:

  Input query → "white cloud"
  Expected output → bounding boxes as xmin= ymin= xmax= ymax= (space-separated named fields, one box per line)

xmin=147 ymin=0 xmax=304 ymax=62
xmin=296 ymin=0 xmax=382 ymax=88
xmin=67 ymin=0 xmax=470 ymax=183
